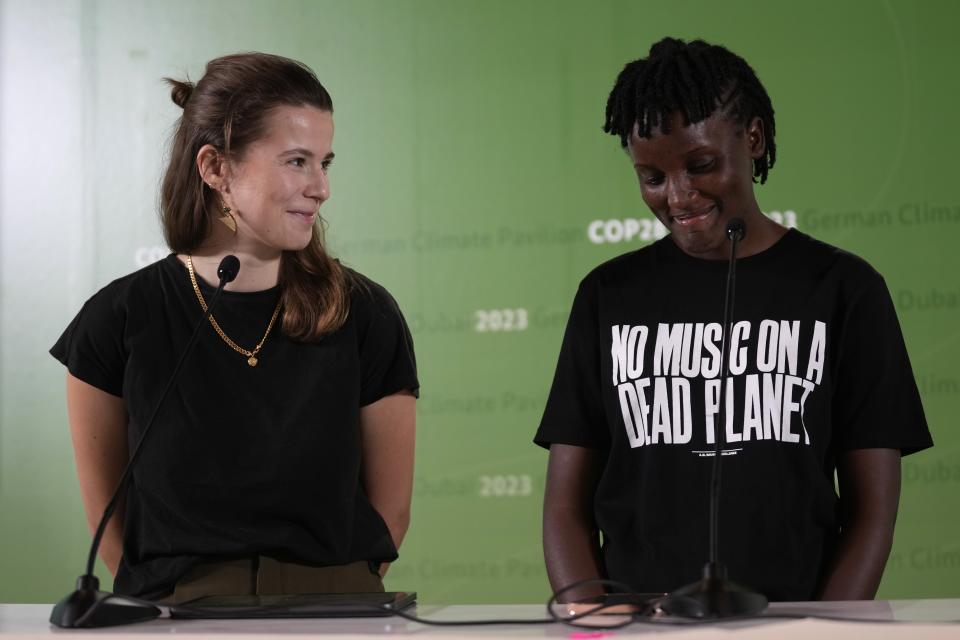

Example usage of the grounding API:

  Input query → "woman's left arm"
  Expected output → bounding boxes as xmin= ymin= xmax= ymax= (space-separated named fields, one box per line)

xmin=360 ymin=391 xmax=416 ymax=576
xmin=817 ymin=448 xmax=901 ymax=600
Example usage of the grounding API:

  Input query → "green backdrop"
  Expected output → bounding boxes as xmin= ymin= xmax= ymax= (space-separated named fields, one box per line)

xmin=1 ymin=0 xmax=957 ymax=604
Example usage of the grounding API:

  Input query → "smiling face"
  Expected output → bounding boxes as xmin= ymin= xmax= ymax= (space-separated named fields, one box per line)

xmin=221 ymin=105 xmax=335 ymax=254
xmin=627 ymin=111 xmax=767 ymax=260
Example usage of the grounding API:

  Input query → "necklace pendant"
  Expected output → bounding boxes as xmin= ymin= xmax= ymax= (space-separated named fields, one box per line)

xmin=247 ymin=356 xmax=258 ymax=367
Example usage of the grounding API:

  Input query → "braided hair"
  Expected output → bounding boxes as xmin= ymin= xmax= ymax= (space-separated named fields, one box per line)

xmin=603 ymin=37 xmax=777 ymax=184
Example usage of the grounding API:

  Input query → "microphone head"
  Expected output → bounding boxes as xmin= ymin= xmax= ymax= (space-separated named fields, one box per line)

xmin=725 ymin=218 xmax=746 ymax=241
xmin=217 ymin=255 xmax=241 ymax=284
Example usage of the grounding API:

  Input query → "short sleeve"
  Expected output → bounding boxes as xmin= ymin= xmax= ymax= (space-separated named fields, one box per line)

xmin=832 ymin=275 xmax=932 ymax=455
xmin=356 ymin=283 xmax=419 ymax=407
xmin=50 ymin=286 xmax=128 ymax=397
xmin=534 ymin=276 xmax=610 ymax=450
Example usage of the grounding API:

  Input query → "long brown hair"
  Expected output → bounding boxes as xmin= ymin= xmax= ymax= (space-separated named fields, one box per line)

xmin=161 ymin=52 xmax=350 ymax=341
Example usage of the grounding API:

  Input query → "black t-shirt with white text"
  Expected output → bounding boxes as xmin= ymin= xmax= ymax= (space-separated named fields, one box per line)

xmin=52 ymin=255 xmax=419 ymax=599
xmin=535 ymin=229 xmax=932 ymax=601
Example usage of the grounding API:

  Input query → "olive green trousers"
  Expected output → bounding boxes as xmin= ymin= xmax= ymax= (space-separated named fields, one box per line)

xmin=163 ymin=557 xmax=384 ymax=605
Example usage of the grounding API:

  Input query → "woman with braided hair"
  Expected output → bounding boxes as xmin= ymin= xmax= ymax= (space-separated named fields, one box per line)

xmin=52 ymin=52 xmax=418 ymax=603
xmin=535 ymin=37 xmax=931 ymax=602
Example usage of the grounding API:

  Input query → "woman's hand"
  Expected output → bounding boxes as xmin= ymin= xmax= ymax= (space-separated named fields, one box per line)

xmin=818 ymin=448 xmax=901 ymax=600
xmin=65 ymin=373 xmax=129 ymax=576
xmin=543 ymin=443 xmax=607 ymax=602
xmin=359 ymin=391 xmax=416 ymax=576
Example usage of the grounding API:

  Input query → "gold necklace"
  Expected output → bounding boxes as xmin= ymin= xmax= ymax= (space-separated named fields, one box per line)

xmin=186 ymin=255 xmax=282 ymax=367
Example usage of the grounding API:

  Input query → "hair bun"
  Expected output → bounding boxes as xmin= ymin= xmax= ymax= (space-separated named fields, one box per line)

xmin=165 ymin=78 xmax=194 ymax=109
xmin=649 ymin=37 xmax=686 ymax=58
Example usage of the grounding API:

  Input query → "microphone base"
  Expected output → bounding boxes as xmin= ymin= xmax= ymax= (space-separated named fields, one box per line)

xmin=50 ymin=575 xmax=161 ymax=628
xmin=658 ymin=562 xmax=768 ymax=620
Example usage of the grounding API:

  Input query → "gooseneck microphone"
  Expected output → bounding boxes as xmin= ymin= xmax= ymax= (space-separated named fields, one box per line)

xmin=217 ymin=254 xmax=240 ymax=284
xmin=658 ymin=218 xmax=768 ymax=619
xmin=50 ymin=255 xmax=241 ymax=628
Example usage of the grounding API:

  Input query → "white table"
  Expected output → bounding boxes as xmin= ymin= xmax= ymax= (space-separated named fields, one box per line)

xmin=2 ymin=601 xmax=959 ymax=638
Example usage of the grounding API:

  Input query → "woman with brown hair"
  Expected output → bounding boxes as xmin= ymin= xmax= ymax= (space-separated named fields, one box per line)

xmin=51 ymin=52 xmax=418 ymax=603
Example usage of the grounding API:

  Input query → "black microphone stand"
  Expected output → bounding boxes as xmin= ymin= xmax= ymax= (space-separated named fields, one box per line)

xmin=657 ymin=220 xmax=768 ymax=619
xmin=50 ymin=256 xmax=240 ymax=628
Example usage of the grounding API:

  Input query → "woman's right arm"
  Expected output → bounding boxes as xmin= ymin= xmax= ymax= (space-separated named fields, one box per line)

xmin=543 ymin=443 xmax=606 ymax=602
xmin=66 ymin=373 xmax=129 ymax=576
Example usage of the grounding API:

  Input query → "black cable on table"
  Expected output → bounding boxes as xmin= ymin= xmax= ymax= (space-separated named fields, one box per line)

xmin=375 ymin=578 xmax=960 ymax=629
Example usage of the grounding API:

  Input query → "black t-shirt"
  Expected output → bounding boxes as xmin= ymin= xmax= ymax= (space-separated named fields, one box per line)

xmin=51 ymin=255 xmax=419 ymax=599
xmin=535 ymin=229 xmax=932 ymax=601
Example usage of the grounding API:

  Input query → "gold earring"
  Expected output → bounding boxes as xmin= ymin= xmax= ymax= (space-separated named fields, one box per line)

xmin=219 ymin=205 xmax=238 ymax=234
